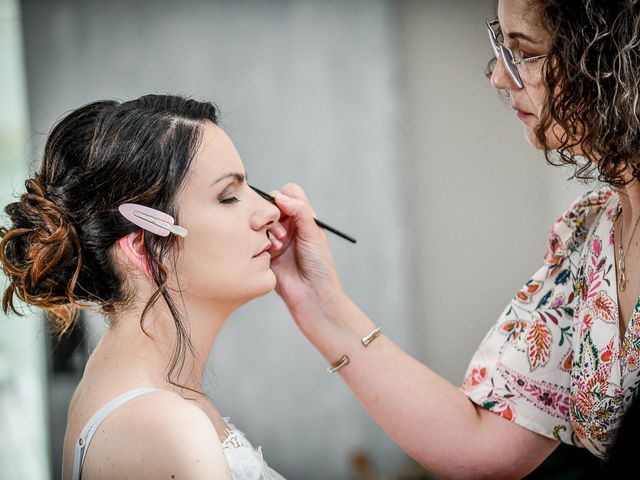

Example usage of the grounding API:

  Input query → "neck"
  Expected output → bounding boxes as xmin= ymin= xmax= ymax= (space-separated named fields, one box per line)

xmin=615 ymin=175 xmax=640 ymax=234
xmin=93 ymin=292 xmax=237 ymax=398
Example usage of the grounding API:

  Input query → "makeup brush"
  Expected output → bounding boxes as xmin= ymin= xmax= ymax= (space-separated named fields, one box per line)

xmin=249 ymin=185 xmax=357 ymax=244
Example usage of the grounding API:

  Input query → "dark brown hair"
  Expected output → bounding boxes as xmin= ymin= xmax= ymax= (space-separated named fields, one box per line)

xmin=489 ymin=1 xmax=640 ymax=189
xmin=0 ymin=94 xmax=218 ymax=395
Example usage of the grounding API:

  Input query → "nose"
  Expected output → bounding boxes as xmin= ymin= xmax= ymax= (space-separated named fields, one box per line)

xmin=250 ymin=189 xmax=280 ymax=231
xmin=490 ymin=56 xmax=518 ymax=91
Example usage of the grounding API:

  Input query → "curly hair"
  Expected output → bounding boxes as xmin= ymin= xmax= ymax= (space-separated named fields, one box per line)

xmin=0 ymin=176 xmax=84 ymax=333
xmin=0 ymin=94 xmax=218 ymax=396
xmin=489 ymin=1 xmax=640 ymax=189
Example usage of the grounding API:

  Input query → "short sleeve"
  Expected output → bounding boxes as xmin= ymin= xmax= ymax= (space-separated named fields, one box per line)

xmin=460 ymin=187 xmax=613 ymax=446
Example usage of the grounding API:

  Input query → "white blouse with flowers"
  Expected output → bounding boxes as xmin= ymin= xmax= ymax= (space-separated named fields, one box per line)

xmin=461 ymin=186 xmax=640 ymax=459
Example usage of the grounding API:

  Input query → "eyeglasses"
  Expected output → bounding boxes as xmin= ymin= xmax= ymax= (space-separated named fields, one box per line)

xmin=486 ymin=20 xmax=547 ymax=89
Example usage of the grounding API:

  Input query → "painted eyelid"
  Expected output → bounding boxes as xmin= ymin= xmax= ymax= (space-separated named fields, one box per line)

xmin=217 ymin=184 xmax=237 ymax=200
xmin=216 ymin=174 xmax=249 ymax=200
xmin=218 ymin=187 xmax=240 ymax=201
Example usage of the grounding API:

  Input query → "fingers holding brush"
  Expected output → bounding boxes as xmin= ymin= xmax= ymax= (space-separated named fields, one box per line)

xmin=271 ymin=188 xmax=324 ymax=244
xmin=249 ymin=181 xmax=351 ymax=316
xmin=250 ymin=183 xmax=356 ymax=244
xmin=267 ymin=184 xmax=342 ymax=311
xmin=267 ymin=205 xmax=287 ymax=252
xmin=279 ymin=183 xmax=318 ymax=217
xmin=269 ymin=187 xmax=332 ymax=263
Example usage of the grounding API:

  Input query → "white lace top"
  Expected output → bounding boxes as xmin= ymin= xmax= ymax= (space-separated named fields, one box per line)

xmin=70 ymin=387 xmax=286 ymax=479
xmin=220 ymin=417 xmax=285 ymax=480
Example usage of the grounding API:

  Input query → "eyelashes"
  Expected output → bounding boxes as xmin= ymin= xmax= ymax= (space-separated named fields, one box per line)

xmin=218 ymin=176 xmax=248 ymax=205
xmin=217 ymin=185 xmax=240 ymax=205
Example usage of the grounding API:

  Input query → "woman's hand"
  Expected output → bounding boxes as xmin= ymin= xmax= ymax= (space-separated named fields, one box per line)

xmin=266 ymin=183 xmax=345 ymax=321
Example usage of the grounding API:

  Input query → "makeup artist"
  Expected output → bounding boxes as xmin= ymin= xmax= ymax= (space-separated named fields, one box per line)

xmin=265 ymin=0 xmax=640 ymax=477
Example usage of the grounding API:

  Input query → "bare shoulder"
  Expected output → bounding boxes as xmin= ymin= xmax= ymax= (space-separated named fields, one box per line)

xmin=81 ymin=390 xmax=231 ymax=479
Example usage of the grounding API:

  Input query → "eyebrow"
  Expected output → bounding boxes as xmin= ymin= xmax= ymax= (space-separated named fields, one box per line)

xmin=506 ymin=30 xmax=540 ymax=45
xmin=209 ymin=172 xmax=246 ymax=187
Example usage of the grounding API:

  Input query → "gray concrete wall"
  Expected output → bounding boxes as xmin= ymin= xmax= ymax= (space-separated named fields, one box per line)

xmin=21 ymin=0 xmax=413 ymax=478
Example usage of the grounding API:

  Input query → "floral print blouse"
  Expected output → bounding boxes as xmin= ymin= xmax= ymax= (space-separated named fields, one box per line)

xmin=461 ymin=186 xmax=640 ymax=459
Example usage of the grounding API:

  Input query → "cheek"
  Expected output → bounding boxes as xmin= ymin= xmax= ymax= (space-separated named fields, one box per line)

xmin=522 ymin=82 xmax=568 ymax=150
xmin=527 ymin=83 xmax=547 ymax=118
xmin=521 ymin=116 xmax=564 ymax=150
xmin=174 ymin=224 xmax=250 ymax=293
xmin=523 ymin=125 xmax=542 ymax=149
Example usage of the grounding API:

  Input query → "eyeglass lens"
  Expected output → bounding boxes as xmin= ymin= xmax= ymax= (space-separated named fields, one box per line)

xmin=487 ymin=24 xmax=523 ymax=88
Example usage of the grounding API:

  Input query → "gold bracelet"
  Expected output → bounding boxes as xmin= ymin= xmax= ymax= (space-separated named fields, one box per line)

xmin=361 ymin=325 xmax=382 ymax=347
xmin=327 ymin=355 xmax=350 ymax=373
xmin=327 ymin=326 xmax=383 ymax=373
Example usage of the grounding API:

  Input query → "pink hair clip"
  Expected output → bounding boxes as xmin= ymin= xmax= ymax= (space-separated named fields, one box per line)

xmin=118 ymin=203 xmax=188 ymax=237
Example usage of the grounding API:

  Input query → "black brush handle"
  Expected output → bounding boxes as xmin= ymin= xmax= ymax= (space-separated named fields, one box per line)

xmin=249 ymin=185 xmax=357 ymax=244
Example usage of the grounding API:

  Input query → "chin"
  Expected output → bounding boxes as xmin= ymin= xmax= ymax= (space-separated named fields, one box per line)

xmin=524 ymin=126 xmax=543 ymax=149
xmin=523 ymin=120 xmax=569 ymax=151
xmin=250 ymin=269 xmax=278 ymax=299
xmin=182 ymin=269 xmax=277 ymax=306
xmin=262 ymin=269 xmax=278 ymax=293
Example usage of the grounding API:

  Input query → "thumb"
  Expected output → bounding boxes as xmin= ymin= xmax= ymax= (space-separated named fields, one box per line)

xmin=273 ymin=192 xmax=321 ymax=240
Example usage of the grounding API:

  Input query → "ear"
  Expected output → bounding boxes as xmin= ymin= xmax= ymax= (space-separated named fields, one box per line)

xmin=117 ymin=231 xmax=153 ymax=280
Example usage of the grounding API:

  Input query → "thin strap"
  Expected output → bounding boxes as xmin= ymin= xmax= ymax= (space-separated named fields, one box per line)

xmin=71 ymin=387 xmax=164 ymax=480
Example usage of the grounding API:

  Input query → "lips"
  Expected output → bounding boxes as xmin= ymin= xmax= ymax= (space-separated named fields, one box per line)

xmin=512 ymin=104 xmax=532 ymax=115
xmin=253 ymin=241 xmax=272 ymax=258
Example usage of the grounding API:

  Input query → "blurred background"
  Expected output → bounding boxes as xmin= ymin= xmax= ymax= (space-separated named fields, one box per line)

xmin=0 ymin=0 xmax=605 ymax=478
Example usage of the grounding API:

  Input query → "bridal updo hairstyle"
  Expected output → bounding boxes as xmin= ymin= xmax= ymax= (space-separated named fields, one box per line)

xmin=0 ymin=94 xmax=218 ymax=394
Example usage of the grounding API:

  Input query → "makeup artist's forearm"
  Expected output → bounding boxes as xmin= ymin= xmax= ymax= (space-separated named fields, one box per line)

xmin=292 ymin=295 xmax=556 ymax=478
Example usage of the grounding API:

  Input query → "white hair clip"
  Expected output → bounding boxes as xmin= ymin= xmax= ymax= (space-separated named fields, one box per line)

xmin=118 ymin=203 xmax=188 ymax=237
